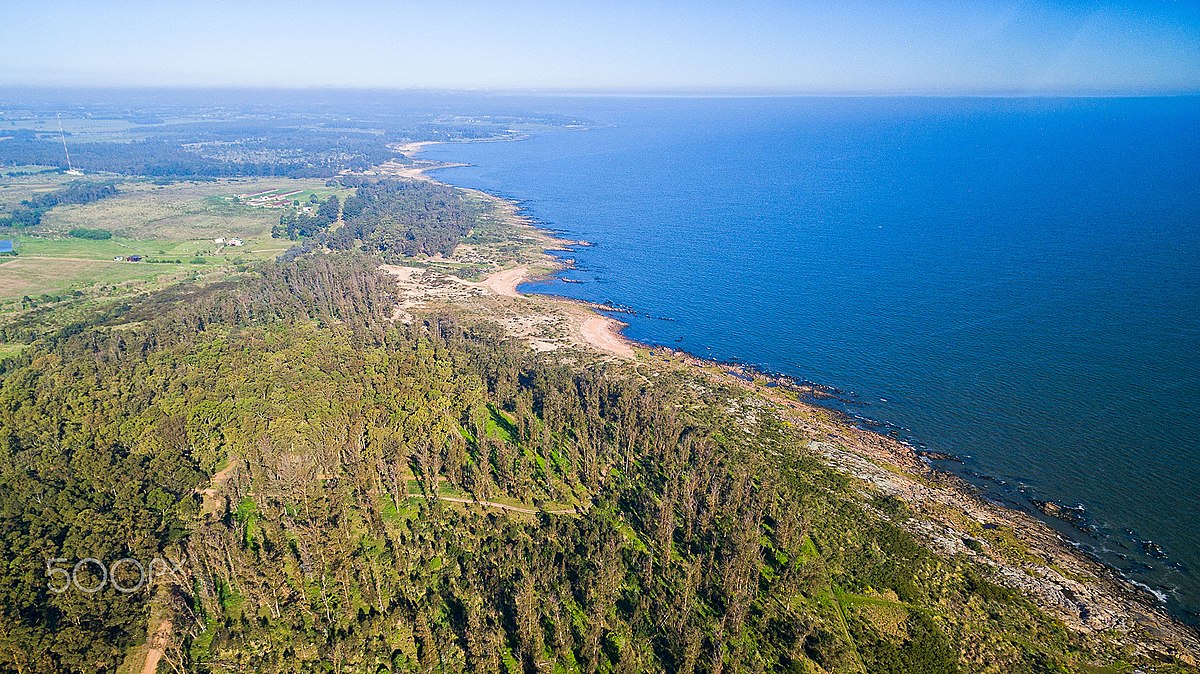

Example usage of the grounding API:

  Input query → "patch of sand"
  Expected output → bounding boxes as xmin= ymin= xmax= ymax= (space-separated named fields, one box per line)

xmin=139 ymin=618 xmax=172 ymax=674
xmin=469 ymin=266 xmax=634 ymax=359
xmin=381 ymin=263 xmax=635 ymax=360
xmin=473 ymin=265 xmax=527 ymax=297
xmin=200 ymin=457 xmax=238 ymax=516
xmin=365 ymin=142 xmax=467 ymax=182
xmin=370 ymin=160 xmax=439 ymax=182
xmin=392 ymin=140 xmax=439 ymax=156
xmin=579 ymin=314 xmax=635 ymax=359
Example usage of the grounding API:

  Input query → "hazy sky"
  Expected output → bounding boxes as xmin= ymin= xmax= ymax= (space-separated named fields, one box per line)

xmin=1 ymin=0 xmax=1198 ymax=94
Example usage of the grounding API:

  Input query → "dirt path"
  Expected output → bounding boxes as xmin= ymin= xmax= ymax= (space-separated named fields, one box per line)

xmin=138 ymin=458 xmax=240 ymax=671
xmin=139 ymin=618 xmax=172 ymax=674
xmin=436 ymin=495 xmax=575 ymax=515
xmin=200 ymin=457 xmax=238 ymax=515
xmin=201 ymin=458 xmax=238 ymax=498
xmin=15 ymin=255 xmax=126 ymax=263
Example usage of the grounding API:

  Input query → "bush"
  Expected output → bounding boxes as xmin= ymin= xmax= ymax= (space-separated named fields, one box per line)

xmin=68 ymin=227 xmax=113 ymax=240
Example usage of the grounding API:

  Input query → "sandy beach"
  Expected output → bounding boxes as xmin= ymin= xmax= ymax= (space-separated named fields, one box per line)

xmin=471 ymin=265 xmax=636 ymax=358
xmin=378 ymin=241 xmax=1199 ymax=660
xmin=352 ymin=141 xmax=468 ymax=182
xmin=362 ymin=138 xmax=1200 ymax=662
xmin=472 ymin=265 xmax=527 ymax=297
xmin=382 ymin=261 xmax=637 ymax=360
xmin=578 ymin=313 xmax=635 ymax=358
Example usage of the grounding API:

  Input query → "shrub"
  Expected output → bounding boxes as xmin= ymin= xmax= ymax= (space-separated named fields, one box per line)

xmin=68 ymin=227 xmax=113 ymax=240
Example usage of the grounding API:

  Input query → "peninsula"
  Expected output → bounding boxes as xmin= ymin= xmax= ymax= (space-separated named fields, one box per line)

xmin=0 ymin=114 xmax=1196 ymax=673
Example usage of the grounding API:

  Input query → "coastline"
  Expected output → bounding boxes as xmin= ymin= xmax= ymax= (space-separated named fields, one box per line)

xmin=385 ymin=141 xmax=1200 ymax=660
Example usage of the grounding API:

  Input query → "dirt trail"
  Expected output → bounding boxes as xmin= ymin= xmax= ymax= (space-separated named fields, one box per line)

xmin=139 ymin=458 xmax=240 ymax=671
xmin=436 ymin=495 xmax=576 ymax=515
xmin=200 ymin=457 xmax=238 ymax=512
xmin=12 ymin=255 xmax=125 ymax=263
xmin=139 ymin=618 xmax=172 ymax=674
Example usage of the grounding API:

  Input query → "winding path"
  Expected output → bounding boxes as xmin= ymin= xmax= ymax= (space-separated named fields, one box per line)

xmin=435 ymin=495 xmax=577 ymax=515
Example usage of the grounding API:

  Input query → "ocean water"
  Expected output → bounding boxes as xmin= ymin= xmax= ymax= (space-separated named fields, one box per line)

xmin=425 ymin=97 xmax=1200 ymax=622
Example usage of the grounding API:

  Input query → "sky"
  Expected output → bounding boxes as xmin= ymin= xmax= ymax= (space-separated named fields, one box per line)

xmin=1 ymin=0 xmax=1198 ymax=94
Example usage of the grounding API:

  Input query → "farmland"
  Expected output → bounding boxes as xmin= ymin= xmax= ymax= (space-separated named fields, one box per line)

xmin=0 ymin=256 xmax=191 ymax=303
xmin=0 ymin=176 xmax=352 ymax=305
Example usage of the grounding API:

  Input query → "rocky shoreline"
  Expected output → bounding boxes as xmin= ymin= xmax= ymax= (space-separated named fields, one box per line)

xmin=392 ymin=141 xmax=1200 ymax=664
xmin=686 ymin=356 xmax=1200 ymax=663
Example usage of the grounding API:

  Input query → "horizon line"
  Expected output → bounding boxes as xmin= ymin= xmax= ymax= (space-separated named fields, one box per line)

xmin=2 ymin=84 xmax=1198 ymax=100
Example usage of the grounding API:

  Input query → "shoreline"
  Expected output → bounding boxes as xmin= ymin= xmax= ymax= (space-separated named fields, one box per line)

xmin=388 ymin=140 xmax=640 ymax=360
xmin=387 ymin=140 xmax=1199 ymax=657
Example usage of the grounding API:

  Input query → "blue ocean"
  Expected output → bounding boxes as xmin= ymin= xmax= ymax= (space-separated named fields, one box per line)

xmin=425 ymin=97 xmax=1200 ymax=621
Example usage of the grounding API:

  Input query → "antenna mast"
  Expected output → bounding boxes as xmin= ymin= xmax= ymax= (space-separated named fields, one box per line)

xmin=57 ymin=113 xmax=75 ymax=173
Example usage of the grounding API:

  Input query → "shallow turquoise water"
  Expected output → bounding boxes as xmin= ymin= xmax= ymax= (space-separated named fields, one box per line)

xmin=425 ymin=97 xmax=1200 ymax=621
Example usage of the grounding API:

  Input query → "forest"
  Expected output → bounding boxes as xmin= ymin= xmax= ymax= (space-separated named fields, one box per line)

xmin=0 ymin=98 xmax=571 ymax=180
xmin=275 ymin=195 xmax=343 ymax=240
xmin=0 ymin=136 xmax=387 ymax=179
xmin=0 ymin=252 xmax=1172 ymax=673
xmin=329 ymin=179 xmax=471 ymax=259
xmin=0 ymin=181 xmax=118 ymax=228
xmin=273 ymin=179 xmax=471 ymax=260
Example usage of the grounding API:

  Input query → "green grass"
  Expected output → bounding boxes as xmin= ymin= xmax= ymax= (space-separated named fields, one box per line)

xmin=610 ymin=515 xmax=649 ymax=553
xmin=6 ymin=233 xmax=180 ymax=259
xmin=0 ymin=342 xmax=25 ymax=360
xmin=28 ymin=177 xmax=341 ymax=241
xmin=486 ymin=404 xmax=518 ymax=442
xmin=796 ymin=535 xmax=820 ymax=565
xmin=234 ymin=186 xmax=349 ymax=207
xmin=0 ymin=255 xmax=191 ymax=303
xmin=0 ymin=176 xmax=311 ymax=301
xmin=380 ymin=495 xmax=418 ymax=524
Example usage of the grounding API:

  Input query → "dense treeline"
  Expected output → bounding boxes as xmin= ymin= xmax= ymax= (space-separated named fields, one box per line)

xmin=272 ymin=180 xmax=471 ymax=260
xmin=274 ymin=195 xmax=341 ymax=239
xmin=0 ymin=257 xmax=394 ymax=671
xmin=0 ymin=253 xmax=1141 ymax=673
xmin=0 ymin=181 xmax=118 ymax=228
xmin=0 ymin=116 xmax=522 ymax=180
xmin=68 ymin=227 xmax=113 ymax=240
xmin=328 ymin=179 xmax=471 ymax=258
xmin=21 ymin=181 xmax=119 ymax=211
xmin=0 ymin=137 xmax=392 ymax=179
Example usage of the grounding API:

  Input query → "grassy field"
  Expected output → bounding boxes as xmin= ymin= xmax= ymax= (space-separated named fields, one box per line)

xmin=38 ymin=178 xmax=351 ymax=240
xmin=4 ymin=231 xmax=289 ymax=262
xmin=0 ymin=342 xmax=26 ymax=360
xmin=0 ymin=171 xmax=74 ymax=215
xmin=0 ymin=177 xmax=348 ymax=303
xmin=0 ymin=256 xmax=191 ymax=302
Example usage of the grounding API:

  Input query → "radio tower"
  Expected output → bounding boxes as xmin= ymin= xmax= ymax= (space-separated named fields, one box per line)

xmin=57 ymin=113 xmax=82 ymax=175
